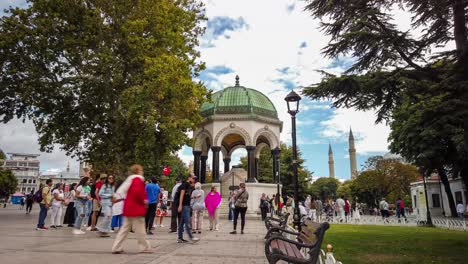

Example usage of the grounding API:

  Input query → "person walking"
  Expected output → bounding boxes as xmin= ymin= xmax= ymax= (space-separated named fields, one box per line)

xmin=396 ymin=197 xmax=407 ymax=222
xmin=230 ymin=182 xmax=249 ymax=235
xmin=379 ymin=198 xmax=390 ymax=222
xmin=336 ymin=196 xmax=345 ymax=222
xmin=20 ymin=196 xmax=25 ymax=210
xmin=112 ymin=164 xmax=152 ymax=254
xmin=228 ymin=191 xmax=236 ymax=220
xmin=205 ymin=185 xmax=221 ymax=231
xmin=50 ymin=183 xmax=65 ymax=228
xmin=63 ymin=183 xmax=77 ymax=227
xmin=36 ymin=179 xmax=53 ymax=231
xmin=344 ymin=198 xmax=351 ymax=223
xmin=176 ymin=174 xmax=199 ymax=243
xmin=352 ymin=199 xmax=361 ymax=222
xmin=169 ymin=177 xmax=182 ymax=233
xmin=98 ymin=175 xmax=115 ymax=237
xmin=25 ymin=191 xmax=34 ymax=214
xmin=314 ymin=198 xmax=323 ymax=222
xmin=73 ymin=177 xmax=92 ymax=235
xmin=145 ymin=177 xmax=160 ymax=235
xmin=191 ymin=182 xmax=205 ymax=233
xmin=259 ymin=193 xmax=269 ymax=221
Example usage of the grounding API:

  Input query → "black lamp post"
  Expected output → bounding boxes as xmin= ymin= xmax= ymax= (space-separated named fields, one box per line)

xmin=285 ymin=90 xmax=301 ymax=231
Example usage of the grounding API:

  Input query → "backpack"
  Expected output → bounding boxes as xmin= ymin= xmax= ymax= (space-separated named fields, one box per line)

xmin=33 ymin=189 xmax=43 ymax=203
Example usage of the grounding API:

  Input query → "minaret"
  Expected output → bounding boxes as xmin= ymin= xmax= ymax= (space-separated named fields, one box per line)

xmin=349 ymin=128 xmax=358 ymax=179
xmin=328 ymin=143 xmax=335 ymax=178
xmin=66 ymin=161 xmax=70 ymax=173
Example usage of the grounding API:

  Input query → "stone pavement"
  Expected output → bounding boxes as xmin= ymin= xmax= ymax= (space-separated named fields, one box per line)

xmin=0 ymin=206 xmax=268 ymax=264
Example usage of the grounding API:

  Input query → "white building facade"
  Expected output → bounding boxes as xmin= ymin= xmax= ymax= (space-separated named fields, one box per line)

xmin=1 ymin=153 xmax=40 ymax=193
xmin=410 ymin=175 xmax=467 ymax=219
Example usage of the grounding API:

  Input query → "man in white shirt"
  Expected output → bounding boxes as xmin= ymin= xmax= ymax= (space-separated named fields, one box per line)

xmin=169 ymin=177 xmax=182 ymax=233
xmin=379 ymin=198 xmax=390 ymax=222
xmin=336 ymin=196 xmax=345 ymax=222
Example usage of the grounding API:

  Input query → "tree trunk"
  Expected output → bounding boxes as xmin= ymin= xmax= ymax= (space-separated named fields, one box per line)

xmin=438 ymin=167 xmax=457 ymax=217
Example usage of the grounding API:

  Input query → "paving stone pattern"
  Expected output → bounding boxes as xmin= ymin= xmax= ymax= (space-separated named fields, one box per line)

xmin=0 ymin=206 xmax=269 ymax=264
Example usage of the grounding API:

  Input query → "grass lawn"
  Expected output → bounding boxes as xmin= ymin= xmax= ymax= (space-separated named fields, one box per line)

xmin=323 ymin=224 xmax=468 ymax=264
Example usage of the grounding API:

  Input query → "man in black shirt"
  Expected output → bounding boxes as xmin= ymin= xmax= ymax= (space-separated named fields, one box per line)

xmin=176 ymin=174 xmax=199 ymax=243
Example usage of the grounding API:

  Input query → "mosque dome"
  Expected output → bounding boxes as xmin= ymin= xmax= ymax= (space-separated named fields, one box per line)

xmin=200 ymin=76 xmax=278 ymax=119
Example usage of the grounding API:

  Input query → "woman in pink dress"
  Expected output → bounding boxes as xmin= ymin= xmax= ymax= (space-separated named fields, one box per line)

xmin=204 ymin=186 xmax=222 ymax=231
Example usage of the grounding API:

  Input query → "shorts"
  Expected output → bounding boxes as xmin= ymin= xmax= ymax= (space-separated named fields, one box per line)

xmin=92 ymin=199 xmax=101 ymax=211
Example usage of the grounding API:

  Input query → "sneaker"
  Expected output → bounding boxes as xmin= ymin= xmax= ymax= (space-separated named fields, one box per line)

xmin=147 ymin=231 xmax=154 ymax=235
xmin=177 ymin=238 xmax=188 ymax=243
xmin=190 ymin=237 xmax=200 ymax=243
xmin=215 ymin=227 xmax=219 ymax=231
xmin=241 ymin=230 xmax=244 ymax=234
xmin=86 ymin=226 xmax=92 ymax=231
xmin=160 ymin=224 xmax=165 ymax=228
xmin=230 ymin=230 xmax=237 ymax=234
xmin=36 ymin=227 xmax=48 ymax=231
xmin=109 ymin=230 xmax=114 ymax=233
xmin=90 ymin=228 xmax=98 ymax=231
xmin=56 ymin=225 xmax=63 ymax=228
xmin=73 ymin=229 xmax=86 ymax=235
xmin=50 ymin=225 xmax=56 ymax=229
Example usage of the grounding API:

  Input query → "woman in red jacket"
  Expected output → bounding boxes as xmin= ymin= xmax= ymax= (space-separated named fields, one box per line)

xmin=111 ymin=164 xmax=152 ymax=254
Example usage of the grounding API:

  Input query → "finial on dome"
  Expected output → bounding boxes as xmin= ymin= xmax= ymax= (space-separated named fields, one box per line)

xmin=235 ymin=75 xmax=240 ymax=86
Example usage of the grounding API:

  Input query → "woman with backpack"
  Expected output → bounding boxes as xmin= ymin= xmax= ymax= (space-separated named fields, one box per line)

xmin=73 ymin=177 xmax=92 ymax=235
xmin=50 ymin=183 xmax=65 ymax=228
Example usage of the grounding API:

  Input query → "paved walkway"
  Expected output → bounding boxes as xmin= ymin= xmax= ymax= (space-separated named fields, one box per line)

xmin=0 ymin=206 xmax=268 ymax=264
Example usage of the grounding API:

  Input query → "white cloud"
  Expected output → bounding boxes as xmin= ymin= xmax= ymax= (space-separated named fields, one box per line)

xmin=320 ymin=108 xmax=391 ymax=154
xmin=0 ymin=119 xmax=79 ymax=173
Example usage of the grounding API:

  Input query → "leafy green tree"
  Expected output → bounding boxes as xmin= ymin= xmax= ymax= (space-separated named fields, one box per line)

xmin=240 ymin=143 xmax=313 ymax=197
xmin=302 ymin=1 xmax=468 ymax=209
xmin=0 ymin=0 xmax=207 ymax=175
xmin=351 ymin=156 xmax=419 ymax=207
xmin=0 ymin=169 xmax=18 ymax=199
xmin=311 ymin=177 xmax=340 ymax=201
xmin=337 ymin=180 xmax=353 ymax=199
xmin=0 ymin=149 xmax=6 ymax=160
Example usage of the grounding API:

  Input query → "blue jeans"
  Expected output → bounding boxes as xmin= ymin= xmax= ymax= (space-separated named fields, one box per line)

xmin=178 ymin=205 xmax=193 ymax=240
xmin=99 ymin=202 xmax=112 ymax=232
xmin=74 ymin=199 xmax=90 ymax=229
xmin=111 ymin=215 xmax=123 ymax=228
xmin=37 ymin=203 xmax=48 ymax=228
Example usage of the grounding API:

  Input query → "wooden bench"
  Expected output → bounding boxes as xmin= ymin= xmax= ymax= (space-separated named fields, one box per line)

xmin=264 ymin=213 xmax=290 ymax=239
xmin=264 ymin=222 xmax=329 ymax=264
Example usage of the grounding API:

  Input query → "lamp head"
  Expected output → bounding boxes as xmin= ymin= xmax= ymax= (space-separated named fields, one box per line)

xmin=284 ymin=90 xmax=301 ymax=115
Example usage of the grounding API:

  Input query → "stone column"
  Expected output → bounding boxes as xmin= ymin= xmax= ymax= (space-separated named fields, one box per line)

xmin=193 ymin=151 xmax=202 ymax=179
xmin=271 ymin=147 xmax=280 ymax=182
xmin=200 ymin=155 xmax=208 ymax=184
xmin=255 ymin=158 xmax=259 ymax=180
xmin=211 ymin=146 xmax=221 ymax=182
xmin=223 ymin=158 xmax=231 ymax=173
xmin=246 ymin=146 xmax=256 ymax=182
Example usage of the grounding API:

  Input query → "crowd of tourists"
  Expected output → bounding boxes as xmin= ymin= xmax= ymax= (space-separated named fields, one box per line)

xmin=31 ymin=164 xmax=250 ymax=253
xmin=258 ymin=194 xmax=414 ymax=224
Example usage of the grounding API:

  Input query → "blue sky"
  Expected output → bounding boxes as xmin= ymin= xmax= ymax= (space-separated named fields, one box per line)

xmin=1 ymin=0 xmax=393 ymax=178
xmin=176 ymin=0 xmax=393 ymax=180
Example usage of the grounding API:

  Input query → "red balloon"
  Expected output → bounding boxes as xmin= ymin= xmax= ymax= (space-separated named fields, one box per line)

xmin=162 ymin=166 xmax=171 ymax=176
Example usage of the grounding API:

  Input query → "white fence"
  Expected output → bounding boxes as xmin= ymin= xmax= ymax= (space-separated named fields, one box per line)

xmin=320 ymin=214 xmax=468 ymax=231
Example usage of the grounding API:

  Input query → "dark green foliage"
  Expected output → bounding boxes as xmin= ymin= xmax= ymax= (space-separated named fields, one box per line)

xmin=303 ymin=0 xmax=468 ymax=203
xmin=0 ymin=169 xmax=18 ymax=199
xmin=311 ymin=177 xmax=341 ymax=201
xmin=0 ymin=0 xmax=208 ymax=175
